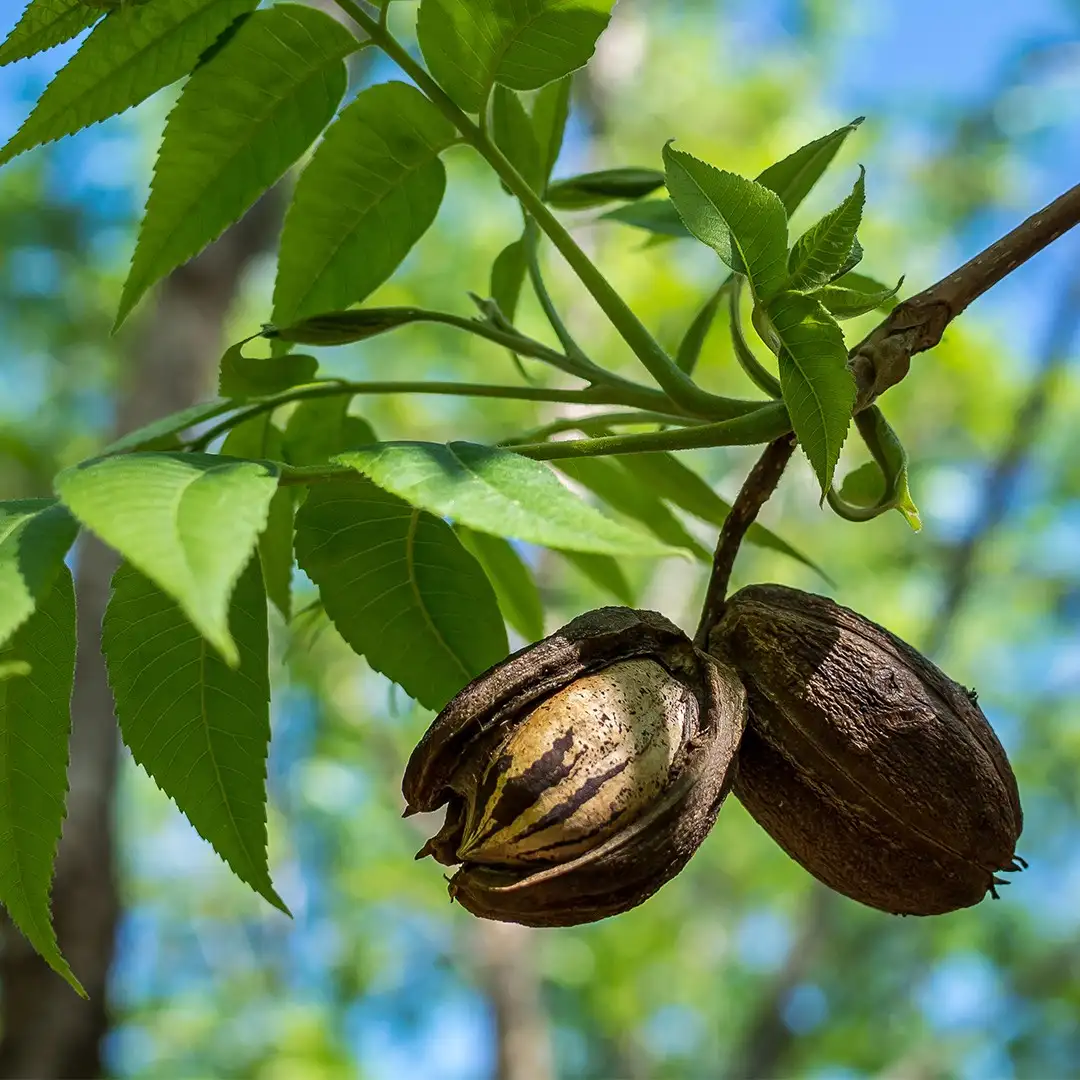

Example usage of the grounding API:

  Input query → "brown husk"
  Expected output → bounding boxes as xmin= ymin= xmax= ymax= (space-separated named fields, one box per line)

xmin=404 ymin=607 xmax=747 ymax=927
xmin=712 ymin=584 xmax=1022 ymax=916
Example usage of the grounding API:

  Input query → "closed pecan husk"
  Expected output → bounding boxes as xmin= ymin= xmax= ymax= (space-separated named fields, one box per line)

xmin=711 ymin=584 xmax=1023 ymax=916
xmin=404 ymin=607 xmax=747 ymax=927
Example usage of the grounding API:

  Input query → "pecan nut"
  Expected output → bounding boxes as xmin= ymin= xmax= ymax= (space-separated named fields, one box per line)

xmin=404 ymin=607 xmax=747 ymax=927
xmin=712 ymin=584 xmax=1023 ymax=915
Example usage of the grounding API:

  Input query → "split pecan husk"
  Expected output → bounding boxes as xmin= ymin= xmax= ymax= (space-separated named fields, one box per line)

xmin=403 ymin=607 xmax=747 ymax=927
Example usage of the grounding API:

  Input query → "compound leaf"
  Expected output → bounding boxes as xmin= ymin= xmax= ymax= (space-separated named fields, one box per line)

xmin=283 ymin=397 xmax=376 ymax=467
xmin=272 ymin=81 xmax=456 ymax=326
xmin=218 ymin=343 xmax=318 ymax=399
xmin=546 ymin=167 xmax=664 ymax=210
xmin=55 ymin=452 xmax=279 ymax=665
xmin=103 ymin=557 xmax=286 ymax=913
xmin=0 ymin=0 xmax=100 ymax=67
xmin=337 ymin=442 xmax=675 ymax=557
xmin=757 ymin=117 xmax=864 ymax=215
xmin=492 ymin=85 xmax=543 ymax=192
xmin=417 ymin=0 xmax=613 ymax=113
xmin=0 ymin=568 xmax=81 ymax=996
xmin=294 ymin=480 xmax=507 ymax=711
xmin=117 ymin=3 xmax=354 ymax=327
xmin=555 ymin=457 xmax=708 ymax=559
xmin=457 ymin=526 xmax=544 ymax=642
xmin=0 ymin=0 xmax=259 ymax=166
xmin=818 ymin=272 xmax=902 ymax=318
xmin=221 ymin=416 xmax=294 ymax=620
xmin=0 ymin=499 xmax=79 ymax=650
xmin=767 ymin=292 xmax=855 ymax=493
xmin=664 ymin=144 xmax=789 ymax=302
xmin=617 ymin=452 xmax=829 ymax=580
xmin=532 ymin=74 xmax=571 ymax=188
xmin=102 ymin=398 xmax=235 ymax=455
xmin=788 ymin=167 xmax=865 ymax=290
xmin=604 ymin=118 xmax=863 ymax=240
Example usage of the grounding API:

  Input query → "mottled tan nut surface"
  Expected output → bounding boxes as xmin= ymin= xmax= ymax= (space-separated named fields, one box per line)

xmin=712 ymin=584 xmax=1023 ymax=916
xmin=404 ymin=607 xmax=747 ymax=927
xmin=460 ymin=659 xmax=696 ymax=866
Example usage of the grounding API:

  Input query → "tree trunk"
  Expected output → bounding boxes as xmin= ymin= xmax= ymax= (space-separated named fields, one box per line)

xmin=473 ymin=922 xmax=555 ymax=1080
xmin=0 ymin=197 xmax=281 ymax=1079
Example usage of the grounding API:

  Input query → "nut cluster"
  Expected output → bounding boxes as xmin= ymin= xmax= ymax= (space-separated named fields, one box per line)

xmin=404 ymin=587 xmax=1022 ymax=926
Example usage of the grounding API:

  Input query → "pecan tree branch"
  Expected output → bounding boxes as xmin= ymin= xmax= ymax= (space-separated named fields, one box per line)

xmin=694 ymin=433 xmax=797 ymax=648
xmin=849 ymin=180 xmax=1080 ymax=410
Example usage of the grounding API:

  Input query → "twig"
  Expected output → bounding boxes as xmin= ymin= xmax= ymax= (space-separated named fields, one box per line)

xmin=188 ymin=380 xmax=672 ymax=451
xmin=850 ymin=180 xmax=1080 ymax=410
xmin=925 ymin=265 xmax=1080 ymax=655
xmin=694 ymin=433 xmax=797 ymax=647
xmin=499 ymin=409 xmax=701 ymax=446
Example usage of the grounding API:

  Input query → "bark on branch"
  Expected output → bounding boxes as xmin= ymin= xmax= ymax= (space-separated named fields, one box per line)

xmin=849 ymin=180 xmax=1080 ymax=410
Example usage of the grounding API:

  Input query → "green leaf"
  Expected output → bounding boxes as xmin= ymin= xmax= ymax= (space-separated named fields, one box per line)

xmin=417 ymin=0 xmax=613 ymax=113
xmin=336 ymin=442 xmax=675 ymax=557
xmin=218 ymin=342 xmax=318 ymax=399
xmin=457 ymin=526 xmax=544 ymax=641
xmin=787 ymin=168 xmax=866 ymax=290
xmin=283 ymin=397 xmax=376 ymax=467
xmin=116 ymin=4 xmax=354 ymax=328
xmin=757 ymin=117 xmax=864 ymax=215
xmin=555 ymin=549 xmax=633 ymax=605
xmin=831 ymin=236 xmax=864 ymax=281
xmin=532 ymin=75 xmax=571 ymax=188
xmin=221 ymin=417 xmax=294 ymax=620
xmin=663 ymin=144 xmax=789 ymax=302
xmin=0 ymin=0 xmax=260 ymax=166
xmin=490 ymin=234 xmax=528 ymax=324
xmin=294 ymin=480 xmax=507 ymax=711
xmin=55 ymin=452 xmax=279 ymax=665
xmin=0 ymin=0 xmax=100 ymax=67
xmin=676 ymin=284 xmax=725 ymax=374
xmin=492 ymin=85 xmax=543 ymax=193
xmin=0 ymin=499 xmax=79 ymax=650
xmin=546 ymin=167 xmax=665 ymax=210
xmin=838 ymin=461 xmax=885 ymax=506
xmin=103 ymin=557 xmax=287 ymax=913
xmin=269 ymin=309 xmax=429 ymax=347
xmin=766 ymin=292 xmax=855 ymax=492
xmin=0 ymin=567 xmax=83 ymax=997
xmin=102 ymin=398 xmax=235 ymax=454
xmin=603 ymin=119 xmax=863 ymax=240
xmin=272 ymin=81 xmax=456 ymax=326
xmin=555 ymin=457 xmax=708 ymax=560
xmin=818 ymin=273 xmax=902 ymax=318
xmin=616 ymin=452 xmax=829 ymax=580
xmin=854 ymin=406 xmax=921 ymax=530
xmin=602 ymin=199 xmax=689 ymax=237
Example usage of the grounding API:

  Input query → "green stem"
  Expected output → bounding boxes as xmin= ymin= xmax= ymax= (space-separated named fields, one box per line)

xmin=730 ymin=278 xmax=783 ymax=398
xmin=272 ymin=303 xmax=677 ymax=408
xmin=523 ymin=217 xmax=594 ymax=371
xmin=332 ymin=0 xmax=741 ymax=420
xmin=190 ymin=380 xmax=637 ymax=450
xmin=511 ymin=402 xmax=792 ymax=460
xmin=423 ymin=309 xmax=655 ymax=398
xmin=500 ymin=409 xmax=701 ymax=446
xmin=277 ymin=402 xmax=791 ymax=487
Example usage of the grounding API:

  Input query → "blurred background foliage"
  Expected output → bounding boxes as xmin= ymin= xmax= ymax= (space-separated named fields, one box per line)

xmin=1 ymin=0 xmax=1080 ymax=1077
